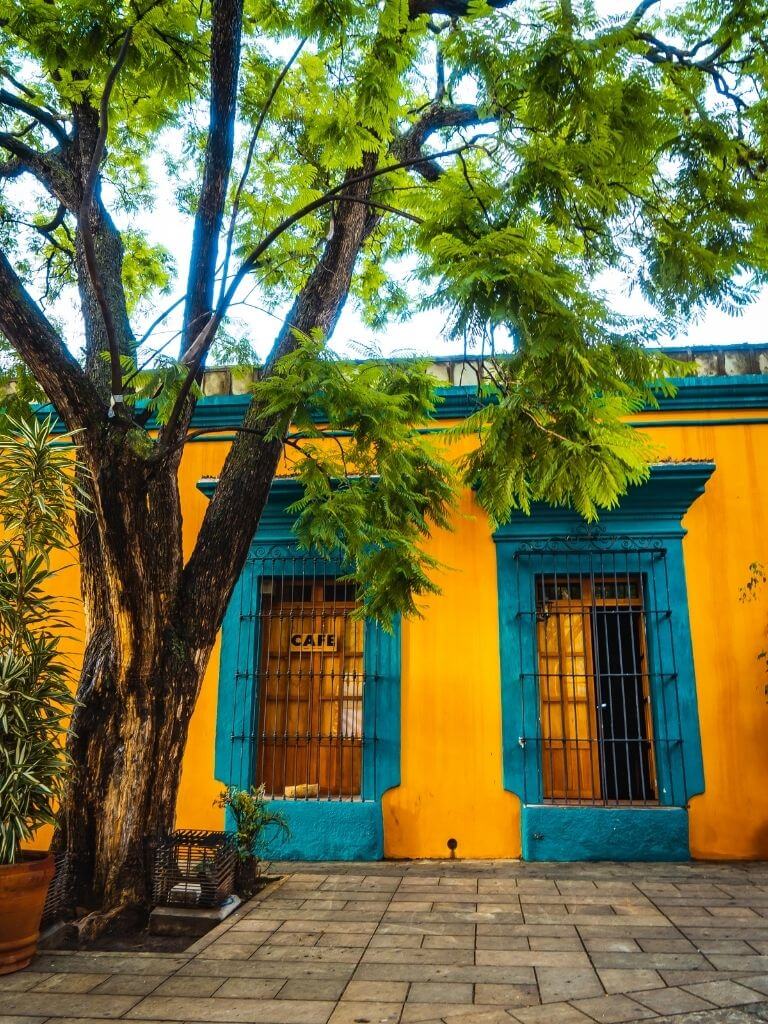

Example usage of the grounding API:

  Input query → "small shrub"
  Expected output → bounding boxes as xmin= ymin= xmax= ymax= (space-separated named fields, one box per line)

xmin=215 ymin=785 xmax=289 ymax=894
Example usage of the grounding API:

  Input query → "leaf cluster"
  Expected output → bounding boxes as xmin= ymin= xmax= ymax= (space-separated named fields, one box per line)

xmin=253 ymin=333 xmax=456 ymax=623
xmin=215 ymin=784 xmax=289 ymax=861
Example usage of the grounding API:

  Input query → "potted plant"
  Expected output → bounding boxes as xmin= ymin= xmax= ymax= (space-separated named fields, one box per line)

xmin=216 ymin=785 xmax=289 ymax=898
xmin=0 ymin=417 xmax=80 ymax=974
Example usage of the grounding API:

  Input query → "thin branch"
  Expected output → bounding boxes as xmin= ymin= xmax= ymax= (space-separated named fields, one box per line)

xmin=219 ymin=36 xmax=307 ymax=302
xmin=0 ymin=88 xmax=69 ymax=147
xmin=158 ymin=141 xmax=479 ymax=449
xmin=135 ymin=293 xmax=188 ymax=349
xmin=332 ymin=194 xmax=424 ymax=224
xmin=638 ymin=31 xmax=745 ymax=110
xmin=228 ymin=143 xmax=479 ymax=301
xmin=624 ymin=0 xmax=661 ymax=30
xmin=77 ymin=28 xmax=135 ymax=411
xmin=123 ymin=307 xmax=209 ymax=390
xmin=457 ymin=148 xmax=492 ymax=226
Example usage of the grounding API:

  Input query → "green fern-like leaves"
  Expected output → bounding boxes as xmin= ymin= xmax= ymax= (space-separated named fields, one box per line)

xmin=254 ymin=335 xmax=455 ymax=625
xmin=0 ymin=417 xmax=81 ymax=863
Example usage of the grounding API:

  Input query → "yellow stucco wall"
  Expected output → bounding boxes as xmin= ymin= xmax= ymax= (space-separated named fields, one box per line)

xmin=36 ymin=406 xmax=768 ymax=860
xmin=639 ymin=413 xmax=768 ymax=859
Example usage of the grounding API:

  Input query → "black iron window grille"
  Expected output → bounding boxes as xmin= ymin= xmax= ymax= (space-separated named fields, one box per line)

xmin=255 ymin=570 xmax=365 ymax=801
xmin=514 ymin=536 xmax=683 ymax=807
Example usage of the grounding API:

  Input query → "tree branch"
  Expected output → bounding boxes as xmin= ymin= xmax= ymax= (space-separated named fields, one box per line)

xmin=0 ymin=133 xmax=72 ymax=201
xmin=331 ymin=194 xmax=424 ymax=223
xmin=219 ymin=36 xmax=307 ymax=303
xmin=78 ymin=28 xmax=135 ymax=413
xmin=158 ymin=140 xmax=477 ymax=449
xmin=0 ymin=250 xmax=105 ymax=429
xmin=181 ymin=0 xmax=244 ymax=361
xmin=228 ymin=143 xmax=477 ymax=298
xmin=0 ymin=88 xmax=69 ymax=147
xmin=637 ymin=31 xmax=745 ymax=110
xmin=166 ymin=140 xmax=477 ymax=444
xmin=625 ymin=0 xmax=661 ymax=30
xmin=394 ymin=103 xmax=493 ymax=181
xmin=408 ymin=0 xmax=513 ymax=16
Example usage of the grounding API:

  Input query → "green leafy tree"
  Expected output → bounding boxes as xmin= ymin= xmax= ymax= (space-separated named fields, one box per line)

xmin=1 ymin=0 xmax=767 ymax=916
xmin=0 ymin=417 xmax=79 ymax=864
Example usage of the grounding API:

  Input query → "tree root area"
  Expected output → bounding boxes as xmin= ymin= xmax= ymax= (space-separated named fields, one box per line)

xmin=43 ymin=905 xmax=198 ymax=953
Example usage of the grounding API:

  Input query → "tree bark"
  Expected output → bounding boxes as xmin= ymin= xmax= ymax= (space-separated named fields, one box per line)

xmin=58 ymin=437 xmax=191 ymax=910
xmin=56 ymin=159 xmax=380 ymax=913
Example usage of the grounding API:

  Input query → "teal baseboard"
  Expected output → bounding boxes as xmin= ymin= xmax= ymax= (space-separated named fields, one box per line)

xmin=522 ymin=805 xmax=690 ymax=861
xmin=253 ymin=800 xmax=384 ymax=860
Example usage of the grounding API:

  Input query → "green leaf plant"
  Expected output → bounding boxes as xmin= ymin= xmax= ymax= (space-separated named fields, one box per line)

xmin=0 ymin=416 xmax=82 ymax=864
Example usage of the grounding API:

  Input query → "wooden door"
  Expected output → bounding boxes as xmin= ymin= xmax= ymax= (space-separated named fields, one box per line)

xmin=257 ymin=578 xmax=364 ymax=799
xmin=537 ymin=573 xmax=655 ymax=804
xmin=538 ymin=589 xmax=600 ymax=801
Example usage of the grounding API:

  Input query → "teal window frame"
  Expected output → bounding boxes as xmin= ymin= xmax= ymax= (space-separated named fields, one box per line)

xmin=493 ymin=463 xmax=715 ymax=861
xmin=200 ymin=478 xmax=401 ymax=861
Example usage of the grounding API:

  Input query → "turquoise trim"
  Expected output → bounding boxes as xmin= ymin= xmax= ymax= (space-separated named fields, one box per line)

xmin=41 ymin=370 xmax=768 ymax=436
xmin=656 ymin=374 xmax=768 ymax=410
xmin=494 ymin=462 xmax=714 ymax=860
xmin=186 ymin=415 xmax=768 ymax=444
xmin=181 ymin=375 xmax=768 ymax=426
xmin=522 ymin=806 xmax=689 ymax=861
xmin=260 ymin=801 xmax=384 ymax=860
xmin=207 ymin=477 xmax=401 ymax=861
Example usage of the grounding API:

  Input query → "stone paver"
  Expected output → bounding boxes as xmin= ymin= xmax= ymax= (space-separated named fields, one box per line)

xmin=7 ymin=862 xmax=768 ymax=1023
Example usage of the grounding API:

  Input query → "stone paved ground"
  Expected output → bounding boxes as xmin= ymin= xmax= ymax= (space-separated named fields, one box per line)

xmin=6 ymin=861 xmax=768 ymax=1024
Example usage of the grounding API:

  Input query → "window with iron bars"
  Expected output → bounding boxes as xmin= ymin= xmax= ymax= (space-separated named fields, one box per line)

xmin=255 ymin=573 xmax=365 ymax=800
xmin=502 ymin=531 xmax=691 ymax=809
xmin=535 ymin=570 xmax=657 ymax=806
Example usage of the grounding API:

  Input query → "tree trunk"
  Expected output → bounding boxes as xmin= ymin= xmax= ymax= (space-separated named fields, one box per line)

xmin=56 ymin=158 xmax=380 ymax=917
xmin=57 ymin=440 xmax=197 ymax=912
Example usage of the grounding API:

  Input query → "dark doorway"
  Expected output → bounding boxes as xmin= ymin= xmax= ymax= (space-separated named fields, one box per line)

xmin=593 ymin=606 xmax=655 ymax=802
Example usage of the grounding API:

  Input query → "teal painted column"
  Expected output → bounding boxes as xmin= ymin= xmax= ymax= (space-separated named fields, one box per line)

xmin=215 ymin=558 xmax=259 ymax=792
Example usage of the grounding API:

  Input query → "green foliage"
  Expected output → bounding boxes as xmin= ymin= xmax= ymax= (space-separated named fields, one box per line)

xmin=254 ymin=334 xmax=456 ymax=623
xmin=107 ymin=353 xmax=203 ymax=426
xmin=215 ymin=784 xmax=289 ymax=862
xmin=450 ymin=345 xmax=687 ymax=524
xmin=0 ymin=416 xmax=82 ymax=863
xmin=120 ymin=231 xmax=174 ymax=317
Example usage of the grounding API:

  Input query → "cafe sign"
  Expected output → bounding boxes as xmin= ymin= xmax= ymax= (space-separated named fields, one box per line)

xmin=290 ymin=632 xmax=338 ymax=652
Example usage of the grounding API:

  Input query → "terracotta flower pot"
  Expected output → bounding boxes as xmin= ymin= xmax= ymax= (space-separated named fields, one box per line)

xmin=0 ymin=852 xmax=55 ymax=975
